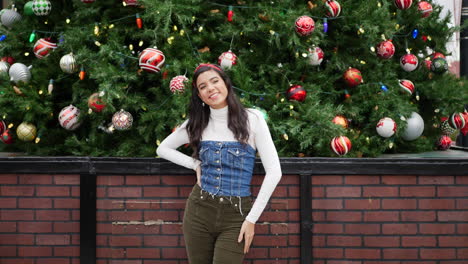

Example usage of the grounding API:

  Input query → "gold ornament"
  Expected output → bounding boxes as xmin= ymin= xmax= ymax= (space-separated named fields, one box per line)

xmin=16 ymin=122 xmax=37 ymax=142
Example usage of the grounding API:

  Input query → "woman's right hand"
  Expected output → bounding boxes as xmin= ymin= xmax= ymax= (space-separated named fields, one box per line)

xmin=195 ymin=165 xmax=201 ymax=187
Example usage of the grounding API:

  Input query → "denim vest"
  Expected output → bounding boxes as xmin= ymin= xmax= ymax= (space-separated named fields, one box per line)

xmin=199 ymin=141 xmax=256 ymax=197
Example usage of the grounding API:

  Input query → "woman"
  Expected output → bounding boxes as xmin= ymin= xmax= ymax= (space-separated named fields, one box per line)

xmin=156 ymin=63 xmax=282 ymax=264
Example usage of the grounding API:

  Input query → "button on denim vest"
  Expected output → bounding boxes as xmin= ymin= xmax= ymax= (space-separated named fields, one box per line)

xmin=199 ymin=141 xmax=256 ymax=197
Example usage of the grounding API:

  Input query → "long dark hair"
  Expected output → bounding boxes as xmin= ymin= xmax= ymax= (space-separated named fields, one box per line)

xmin=187 ymin=65 xmax=249 ymax=158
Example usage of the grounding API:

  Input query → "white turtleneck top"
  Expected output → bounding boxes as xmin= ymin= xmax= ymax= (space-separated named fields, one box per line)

xmin=156 ymin=106 xmax=282 ymax=224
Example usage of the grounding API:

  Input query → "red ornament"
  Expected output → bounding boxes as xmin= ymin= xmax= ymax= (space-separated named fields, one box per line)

xmin=422 ymin=35 xmax=428 ymax=42
xmin=394 ymin=0 xmax=413 ymax=9
xmin=286 ymin=85 xmax=307 ymax=102
xmin=343 ymin=68 xmax=363 ymax=87
xmin=449 ymin=112 xmax=465 ymax=129
xmin=227 ymin=6 xmax=234 ymax=22
xmin=1 ymin=56 xmax=15 ymax=65
xmin=218 ymin=50 xmax=237 ymax=69
xmin=169 ymin=75 xmax=188 ymax=94
xmin=33 ymin=38 xmax=57 ymax=59
xmin=460 ymin=112 xmax=468 ymax=136
xmin=325 ymin=0 xmax=341 ymax=18
xmin=124 ymin=0 xmax=138 ymax=6
xmin=295 ymin=16 xmax=315 ymax=36
xmin=398 ymin=79 xmax=415 ymax=95
xmin=431 ymin=52 xmax=446 ymax=60
xmin=418 ymin=1 xmax=433 ymax=18
xmin=332 ymin=115 xmax=348 ymax=128
xmin=81 ymin=0 xmax=95 ymax=3
xmin=400 ymin=53 xmax=419 ymax=72
xmin=88 ymin=93 xmax=106 ymax=113
xmin=330 ymin=136 xmax=352 ymax=156
xmin=437 ymin=135 xmax=452 ymax=150
xmin=0 ymin=120 xmax=5 ymax=135
xmin=138 ymin=48 xmax=165 ymax=73
xmin=376 ymin=40 xmax=395 ymax=59
xmin=1 ymin=129 xmax=14 ymax=144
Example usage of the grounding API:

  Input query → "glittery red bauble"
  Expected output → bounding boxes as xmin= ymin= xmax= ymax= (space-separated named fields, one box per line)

xmin=394 ymin=0 xmax=413 ymax=9
xmin=330 ymin=136 xmax=352 ymax=156
xmin=343 ymin=68 xmax=363 ymax=87
xmin=286 ymin=85 xmax=307 ymax=102
xmin=418 ymin=1 xmax=433 ymax=18
xmin=332 ymin=115 xmax=348 ymax=128
xmin=138 ymin=48 xmax=165 ymax=73
xmin=33 ymin=38 xmax=57 ymax=59
xmin=295 ymin=16 xmax=315 ymax=36
xmin=437 ymin=135 xmax=452 ymax=150
xmin=376 ymin=40 xmax=395 ymax=59
xmin=398 ymin=79 xmax=415 ymax=95
xmin=1 ymin=129 xmax=14 ymax=144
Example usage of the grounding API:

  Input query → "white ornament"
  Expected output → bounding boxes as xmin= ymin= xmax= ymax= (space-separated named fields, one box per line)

xmin=218 ymin=50 xmax=237 ymax=69
xmin=58 ymin=105 xmax=82 ymax=131
xmin=400 ymin=53 xmax=419 ymax=72
xmin=60 ymin=53 xmax=78 ymax=73
xmin=0 ymin=61 xmax=9 ymax=74
xmin=376 ymin=117 xmax=397 ymax=138
xmin=9 ymin=63 xmax=32 ymax=84
xmin=0 ymin=9 xmax=21 ymax=28
xmin=32 ymin=0 xmax=52 ymax=16
xmin=402 ymin=112 xmax=424 ymax=141
xmin=112 ymin=110 xmax=133 ymax=130
xmin=169 ymin=75 xmax=188 ymax=93
xmin=307 ymin=46 xmax=324 ymax=66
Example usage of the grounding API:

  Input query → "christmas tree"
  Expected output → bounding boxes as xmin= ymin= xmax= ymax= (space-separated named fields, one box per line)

xmin=0 ymin=0 xmax=466 ymax=157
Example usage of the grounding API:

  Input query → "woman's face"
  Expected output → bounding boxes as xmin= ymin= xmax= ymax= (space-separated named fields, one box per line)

xmin=196 ymin=70 xmax=228 ymax=109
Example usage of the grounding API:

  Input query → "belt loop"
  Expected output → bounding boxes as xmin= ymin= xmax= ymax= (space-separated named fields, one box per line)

xmin=238 ymin=196 xmax=243 ymax=216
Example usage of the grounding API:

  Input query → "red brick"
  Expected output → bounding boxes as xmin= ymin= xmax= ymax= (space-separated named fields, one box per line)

xmin=115 ymin=224 xmax=160 ymax=235
xmin=18 ymin=246 xmax=52 ymax=256
xmin=312 ymin=199 xmax=343 ymax=209
xmin=327 ymin=211 xmax=362 ymax=222
xmin=364 ymin=236 xmax=400 ymax=247
xmin=438 ymin=187 xmax=468 ymax=197
xmin=109 ymin=211 xmax=142 ymax=221
xmin=400 ymin=187 xmax=435 ymax=197
xmin=53 ymin=246 xmax=79 ymax=256
xmin=313 ymin=248 xmax=344 ymax=258
xmin=125 ymin=248 xmax=160 ymax=258
xmin=54 ymin=222 xmax=79 ymax=233
xmin=19 ymin=175 xmax=52 ymax=184
xmin=36 ymin=234 xmax=71 ymax=245
xmin=71 ymin=186 xmax=80 ymax=197
xmin=36 ymin=187 xmax=70 ymax=197
xmin=0 ymin=234 xmax=34 ymax=245
xmin=253 ymin=235 xmax=287 ymax=246
xmin=345 ymin=175 xmax=380 ymax=185
xmin=109 ymin=261 xmax=141 ymax=264
xmin=279 ymin=175 xmax=299 ymax=185
xmin=419 ymin=199 xmax=455 ymax=209
xmin=97 ymin=187 xmax=106 ymax=198
xmin=144 ymin=211 xmax=179 ymax=222
xmin=36 ymin=210 xmax=70 ymax=221
xmin=456 ymin=199 xmax=468 ymax=209
xmin=0 ymin=246 xmax=16 ymax=256
xmin=458 ymin=248 xmax=468 ymax=259
xmin=345 ymin=224 xmax=380 ymax=234
xmin=143 ymin=187 xmax=178 ymax=197
xmin=401 ymin=211 xmax=436 ymax=221
xmin=97 ymin=248 xmax=125 ymax=258
xmin=345 ymin=248 xmax=380 ymax=259
xmin=0 ymin=260 xmax=35 ymax=264
xmin=327 ymin=236 xmax=361 ymax=246
xmin=312 ymin=176 xmax=343 ymax=185
xmin=384 ymin=249 xmax=418 ymax=259
xmin=18 ymin=198 xmax=52 ymax=208
xmin=312 ymin=224 xmax=343 ymax=234
xmin=0 ymin=222 xmax=16 ymax=232
xmin=179 ymin=186 xmax=193 ymax=197
xmin=271 ymin=186 xmax=288 ymax=197
xmin=269 ymin=247 xmax=300 ymax=258
xmin=456 ymin=176 xmax=468 ymax=184
xmin=36 ymin=259 xmax=70 ymax=264
xmin=54 ymin=198 xmax=79 ymax=209
xmin=420 ymin=176 xmax=454 ymax=185
xmin=269 ymin=199 xmax=291 ymax=210
xmin=438 ymin=236 xmax=468 ymax=247
xmin=458 ymin=224 xmax=468 ymax=234
xmin=288 ymin=186 xmax=300 ymax=197
xmin=144 ymin=235 xmax=178 ymax=246
xmin=420 ymin=223 xmax=455 ymax=234
xmin=328 ymin=262 xmax=362 ymax=264
xmin=364 ymin=211 xmax=399 ymax=222
xmin=259 ymin=211 xmax=288 ymax=222
xmin=0 ymin=174 xmax=18 ymax=184
xmin=363 ymin=187 xmax=398 ymax=197
xmin=382 ymin=199 xmax=417 ymax=209
xmin=0 ymin=198 xmax=16 ymax=208
xmin=345 ymin=199 xmax=380 ymax=210
xmin=161 ymin=223 xmax=183 ymax=234
xmin=1 ymin=186 xmax=34 ymax=196
xmin=108 ymin=187 xmax=142 ymax=198
xmin=97 ymin=175 xmax=124 ymax=186
xmin=438 ymin=211 xmax=468 ymax=221
xmin=326 ymin=187 xmax=361 ymax=197
xmin=382 ymin=176 xmax=417 ymax=185
xmin=288 ymin=211 xmax=300 ymax=222
xmin=159 ymin=199 xmax=186 ymax=210
xmin=54 ymin=175 xmax=80 ymax=185
xmin=18 ymin=222 xmax=52 ymax=233
xmin=312 ymin=235 xmax=326 ymax=247
xmin=440 ymin=261 xmax=468 ymax=264
xmin=270 ymin=223 xmax=291 ymax=234
xmin=161 ymin=248 xmax=187 ymax=259
xmin=125 ymin=175 xmax=161 ymax=185
xmin=420 ymin=248 xmax=456 ymax=259
xmin=143 ymin=261 xmax=179 ymax=264
xmin=400 ymin=261 xmax=436 ymax=264
xmin=110 ymin=236 xmax=142 ymax=247
xmin=383 ymin=224 xmax=418 ymax=235
xmin=0 ymin=210 xmax=34 ymax=220
xmin=312 ymin=187 xmax=325 ymax=197
xmin=312 ymin=211 xmax=326 ymax=221
xmin=402 ymin=236 xmax=436 ymax=247
xmin=160 ymin=175 xmax=195 ymax=185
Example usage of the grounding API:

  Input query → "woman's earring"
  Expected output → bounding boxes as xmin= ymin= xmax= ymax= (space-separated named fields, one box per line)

xmin=202 ymin=102 xmax=205 ymax=107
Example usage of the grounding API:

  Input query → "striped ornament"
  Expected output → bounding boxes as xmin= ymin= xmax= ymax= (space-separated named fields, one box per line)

xmin=449 ymin=112 xmax=465 ymax=129
xmin=398 ymin=79 xmax=415 ymax=95
xmin=33 ymin=38 xmax=57 ymax=59
xmin=394 ymin=0 xmax=413 ymax=10
xmin=9 ymin=63 xmax=32 ymax=84
xmin=169 ymin=75 xmax=188 ymax=94
xmin=59 ymin=105 xmax=82 ymax=131
xmin=325 ymin=0 xmax=341 ymax=18
xmin=60 ymin=53 xmax=78 ymax=74
xmin=138 ymin=48 xmax=165 ymax=73
xmin=331 ymin=136 xmax=352 ymax=156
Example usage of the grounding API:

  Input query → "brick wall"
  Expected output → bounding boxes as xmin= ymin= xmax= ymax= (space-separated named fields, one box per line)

xmin=1 ymin=173 xmax=467 ymax=264
xmin=0 ymin=174 xmax=80 ymax=264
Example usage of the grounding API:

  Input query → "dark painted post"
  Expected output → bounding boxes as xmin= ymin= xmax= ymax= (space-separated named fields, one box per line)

xmin=80 ymin=173 xmax=96 ymax=264
xmin=300 ymin=174 xmax=312 ymax=264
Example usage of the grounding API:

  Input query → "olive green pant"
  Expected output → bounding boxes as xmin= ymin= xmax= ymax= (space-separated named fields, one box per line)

xmin=183 ymin=184 xmax=252 ymax=264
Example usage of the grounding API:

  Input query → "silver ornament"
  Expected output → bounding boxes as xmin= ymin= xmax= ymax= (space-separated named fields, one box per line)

xmin=9 ymin=63 xmax=32 ymax=84
xmin=1 ymin=9 xmax=22 ymax=28
xmin=59 ymin=53 xmax=78 ymax=73
xmin=0 ymin=61 xmax=9 ymax=74
xmin=112 ymin=110 xmax=133 ymax=130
